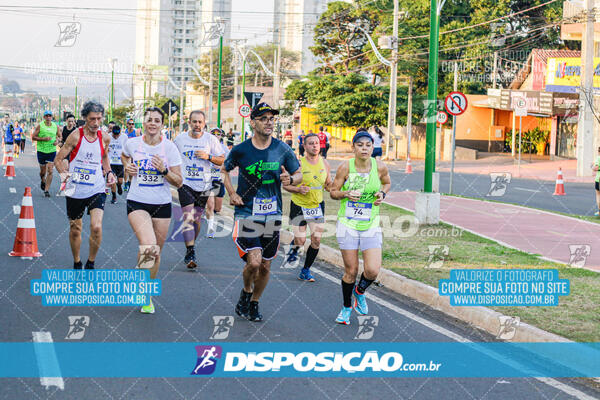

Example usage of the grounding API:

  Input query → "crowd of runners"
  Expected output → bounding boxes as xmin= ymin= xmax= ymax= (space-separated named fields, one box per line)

xmin=2 ymin=101 xmax=391 ymax=324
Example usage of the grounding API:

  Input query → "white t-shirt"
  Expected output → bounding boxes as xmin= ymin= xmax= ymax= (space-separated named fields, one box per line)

xmin=108 ymin=134 xmax=128 ymax=165
xmin=122 ymin=136 xmax=182 ymax=205
xmin=174 ymin=131 xmax=225 ymax=191
xmin=371 ymin=131 xmax=383 ymax=148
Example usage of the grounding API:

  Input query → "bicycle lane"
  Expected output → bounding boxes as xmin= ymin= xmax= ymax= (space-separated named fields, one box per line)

xmin=385 ymin=191 xmax=600 ymax=272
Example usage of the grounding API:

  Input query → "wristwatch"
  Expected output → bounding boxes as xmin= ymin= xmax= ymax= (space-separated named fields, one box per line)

xmin=208 ymin=154 xmax=212 ymax=162
xmin=289 ymin=175 xmax=294 ymax=186
xmin=379 ymin=191 xmax=387 ymax=199
xmin=161 ymin=167 xmax=169 ymax=176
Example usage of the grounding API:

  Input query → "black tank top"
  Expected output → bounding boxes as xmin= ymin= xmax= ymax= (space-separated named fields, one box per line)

xmin=62 ymin=126 xmax=77 ymax=142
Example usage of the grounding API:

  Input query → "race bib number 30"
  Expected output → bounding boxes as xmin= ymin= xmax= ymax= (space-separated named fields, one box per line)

xmin=302 ymin=205 xmax=323 ymax=220
xmin=252 ymin=196 xmax=277 ymax=216
xmin=345 ymin=201 xmax=372 ymax=221
xmin=72 ymin=166 xmax=96 ymax=186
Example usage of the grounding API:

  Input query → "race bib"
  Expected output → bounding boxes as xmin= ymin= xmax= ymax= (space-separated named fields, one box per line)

xmin=110 ymin=154 xmax=120 ymax=164
xmin=72 ymin=166 xmax=96 ymax=186
xmin=302 ymin=205 xmax=323 ymax=220
xmin=345 ymin=201 xmax=372 ymax=221
xmin=252 ymin=196 xmax=277 ymax=216
xmin=186 ymin=165 xmax=207 ymax=181
xmin=138 ymin=167 xmax=164 ymax=187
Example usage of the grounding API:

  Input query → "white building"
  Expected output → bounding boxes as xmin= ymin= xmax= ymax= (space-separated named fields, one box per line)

xmin=274 ymin=0 xmax=335 ymax=76
xmin=135 ymin=0 xmax=231 ymax=104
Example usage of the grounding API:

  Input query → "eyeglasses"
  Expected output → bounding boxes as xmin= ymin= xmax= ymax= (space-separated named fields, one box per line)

xmin=258 ymin=116 xmax=276 ymax=123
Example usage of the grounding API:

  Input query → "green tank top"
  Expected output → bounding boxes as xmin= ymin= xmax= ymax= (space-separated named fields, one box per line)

xmin=338 ymin=158 xmax=381 ymax=231
xmin=596 ymin=156 xmax=600 ymax=183
xmin=38 ymin=122 xmax=57 ymax=153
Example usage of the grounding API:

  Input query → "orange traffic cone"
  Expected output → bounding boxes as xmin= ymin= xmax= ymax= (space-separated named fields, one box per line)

xmin=4 ymin=151 xmax=15 ymax=179
xmin=1 ymin=147 xmax=8 ymax=166
xmin=405 ymin=156 xmax=413 ymax=174
xmin=553 ymin=168 xmax=566 ymax=196
xmin=9 ymin=187 xmax=42 ymax=257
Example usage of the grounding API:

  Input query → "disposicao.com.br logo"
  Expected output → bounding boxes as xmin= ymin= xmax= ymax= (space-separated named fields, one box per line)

xmin=191 ymin=345 xmax=442 ymax=376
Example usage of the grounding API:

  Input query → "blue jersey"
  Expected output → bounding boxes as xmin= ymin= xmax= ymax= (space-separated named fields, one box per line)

xmin=4 ymin=123 xmax=14 ymax=143
xmin=224 ymin=138 xmax=300 ymax=221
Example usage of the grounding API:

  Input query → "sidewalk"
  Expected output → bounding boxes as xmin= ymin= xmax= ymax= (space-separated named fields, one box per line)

xmin=386 ymin=191 xmax=600 ymax=272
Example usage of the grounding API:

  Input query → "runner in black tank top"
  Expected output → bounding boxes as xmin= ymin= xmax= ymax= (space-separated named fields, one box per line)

xmin=56 ymin=114 xmax=78 ymax=196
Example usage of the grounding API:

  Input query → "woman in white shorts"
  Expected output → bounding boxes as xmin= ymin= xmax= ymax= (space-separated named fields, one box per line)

xmin=329 ymin=129 xmax=391 ymax=325
xmin=121 ymin=107 xmax=183 ymax=314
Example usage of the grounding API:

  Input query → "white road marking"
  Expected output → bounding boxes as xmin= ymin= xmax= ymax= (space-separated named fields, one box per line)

xmin=9 ymin=187 xmax=16 ymax=193
xmin=32 ymin=331 xmax=64 ymax=390
xmin=312 ymin=267 xmax=596 ymax=400
xmin=13 ymin=205 xmax=20 ymax=215
xmin=514 ymin=187 xmax=539 ymax=193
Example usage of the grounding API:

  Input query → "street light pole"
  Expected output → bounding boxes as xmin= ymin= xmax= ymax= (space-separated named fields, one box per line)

xmin=424 ymin=0 xmax=442 ymax=193
xmin=241 ymin=56 xmax=247 ymax=139
xmin=217 ymin=34 xmax=224 ymax=129
xmin=74 ymin=78 xmax=78 ymax=118
xmin=385 ymin=0 xmax=399 ymax=160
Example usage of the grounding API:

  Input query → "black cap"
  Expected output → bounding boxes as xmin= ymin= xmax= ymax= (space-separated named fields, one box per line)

xmin=250 ymin=102 xmax=279 ymax=120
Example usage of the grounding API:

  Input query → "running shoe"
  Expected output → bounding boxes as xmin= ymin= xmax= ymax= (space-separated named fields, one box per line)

xmin=283 ymin=247 xmax=299 ymax=267
xmin=85 ymin=260 xmax=95 ymax=270
xmin=595 ymin=211 xmax=600 ymax=217
xmin=110 ymin=197 xmax=117 ymax=204
xmin=40 ymin=180 xmax=45 ymax=191
xmin=298 ymin=268 xmax=315 ymax=282
xmin=335 ymin=307 xmax=352 ymax=325
xmin=207 ymin=230 xmax=215 ymax=239
xmin=73 ymin=261 xmax=83 ymax=270
xmin=123 ymin=181 xmax=130 ymax=192
xmin=140 ymin=298 xmax=155 ymax=314
xmin=184 ymin=248 xmax=197 ymax=269
xmin=352 ymin=288 xmax=368 ymax=315
xmin=44 ymin=191 xmax=50 ymax=197
xmin=235 ymin=289 xmax=252 ymax=318
xmin=247 ymin=301 xmax=263 ymax=322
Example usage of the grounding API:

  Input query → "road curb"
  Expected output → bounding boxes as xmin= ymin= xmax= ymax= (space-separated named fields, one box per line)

xmin=220 ymin=207 xmax=570 ymax=343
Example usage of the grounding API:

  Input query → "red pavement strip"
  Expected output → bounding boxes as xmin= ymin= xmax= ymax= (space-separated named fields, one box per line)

xmin=385 ymin=191 xmax=600 ymax=272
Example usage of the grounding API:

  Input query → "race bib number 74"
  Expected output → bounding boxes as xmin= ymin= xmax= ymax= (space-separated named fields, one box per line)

xmin=345 ymin=201 xmax=372 ymax=221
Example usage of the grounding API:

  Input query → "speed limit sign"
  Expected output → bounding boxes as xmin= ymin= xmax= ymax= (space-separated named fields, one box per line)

xmin=437 ymin=111 xmax=448 ymax=125
xmin=239 ymin=104 xmax=251 ymax=118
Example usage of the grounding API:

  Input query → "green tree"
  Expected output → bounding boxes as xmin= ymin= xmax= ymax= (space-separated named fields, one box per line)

xmin=311 ymin=1 xmax=381 ymax=75
xmin=112 ymin=104 xmax=134 ymax=125
xmin=194 ymin=46 xmax=235 ymax=101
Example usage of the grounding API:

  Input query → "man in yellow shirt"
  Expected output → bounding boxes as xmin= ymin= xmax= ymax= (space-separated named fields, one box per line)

xmin=283 ymin=133 xmax=332 ymax=281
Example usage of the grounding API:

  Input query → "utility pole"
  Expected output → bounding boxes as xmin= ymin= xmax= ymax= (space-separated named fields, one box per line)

xmin=424 ymin=0 xmax=441 ymax=193
xmin=385 ymin=0 xmax=399 ymax=160
xmin=449 ymin=62 xmax=458 ymax=194
xmin=406 ymin=76 xmax=413 ymax=161
xmin=230 ymin=39 xmax=245 ymax=132
xmin=179 ymin=0 xmax=187 ymax=135
xmin=74 ymin=78 xmax=78 ymax=118
xmin=209 ymin=49 xmax=214 ymax=127
xmin=273 ymin=19 xmax=282 ymax=110
xmin=492 ymin=51 xmax=498 ymax=89
xmin=577 ymin=0 xmax=595 ymax=176
xmin=216 ymin=19 xmax=225 ymax=129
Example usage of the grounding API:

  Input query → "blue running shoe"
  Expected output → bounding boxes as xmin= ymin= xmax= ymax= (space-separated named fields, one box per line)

xmin=298 ymin=268 xmax=315 ymax=282
xmin=352 ymin=288 xmax=368 ymax=315
xmin=335 ymin=306 xmax=351 ymax=325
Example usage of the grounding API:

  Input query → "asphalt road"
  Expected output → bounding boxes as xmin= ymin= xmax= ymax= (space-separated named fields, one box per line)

xmin=328 ymin=160 xmax=597 ymax=217
xmin=0 ymin=150 xmax=598 ymax=399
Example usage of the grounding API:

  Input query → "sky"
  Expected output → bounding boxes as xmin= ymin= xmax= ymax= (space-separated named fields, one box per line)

xmin=0 ymin=0 xmax=274 ymax=96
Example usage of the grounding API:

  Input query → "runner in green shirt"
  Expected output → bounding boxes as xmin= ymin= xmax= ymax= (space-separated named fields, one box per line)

xmin=32 ymin=110 xmax=62 ymax=197
xmin=329 ymin=129 xmax=391 ymax=325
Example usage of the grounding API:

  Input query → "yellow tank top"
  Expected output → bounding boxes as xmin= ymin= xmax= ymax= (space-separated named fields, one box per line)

xmin=291 ymin=156 xmax=327 ymax=208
